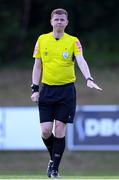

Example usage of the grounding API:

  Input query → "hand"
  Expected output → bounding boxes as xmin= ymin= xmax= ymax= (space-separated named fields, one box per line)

xmin=87 ymin=80 xmax=102 ymax=90
xmin=31 ymin=92 xmax=39 ymax=102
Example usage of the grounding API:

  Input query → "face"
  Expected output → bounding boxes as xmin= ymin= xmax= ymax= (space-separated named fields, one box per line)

xmin=51 ymin=14 xmax=68 ymax=32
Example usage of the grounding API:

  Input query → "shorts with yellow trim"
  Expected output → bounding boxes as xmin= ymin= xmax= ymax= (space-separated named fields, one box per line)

xmin=38 ymin=83 xmax=76 ymax=124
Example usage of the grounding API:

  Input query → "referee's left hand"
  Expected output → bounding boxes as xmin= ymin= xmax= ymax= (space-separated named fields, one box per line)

xmin=87 ymin=80 xmax=102 ymax=90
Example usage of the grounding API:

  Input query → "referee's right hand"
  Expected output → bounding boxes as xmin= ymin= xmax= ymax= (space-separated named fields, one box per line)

xmin=31 ymin=92 xmax=39 ymax=102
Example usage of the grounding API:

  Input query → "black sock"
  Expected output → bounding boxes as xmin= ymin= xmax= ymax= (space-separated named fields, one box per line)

xmin=42 ymin=133 xmax=54 ymax=160
xmin=52 ymin=136 xmax=65 ymax=171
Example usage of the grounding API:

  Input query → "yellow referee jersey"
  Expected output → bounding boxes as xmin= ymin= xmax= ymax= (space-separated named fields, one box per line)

xmin=33 ymin=32 xmax=82 ymax=85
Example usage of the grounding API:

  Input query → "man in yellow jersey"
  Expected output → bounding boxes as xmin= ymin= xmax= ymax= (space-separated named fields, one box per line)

xmin=31 ymin=8 xmax=102 ymax=178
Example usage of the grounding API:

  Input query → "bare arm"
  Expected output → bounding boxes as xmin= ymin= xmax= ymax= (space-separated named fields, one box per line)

xmin=75 ymin=54 xmax=102 ymax=90
xmin=31 ymin=58 xmax=42 ymax=102
xmin=75 ymin=54 xmax=92 ymax=79
xmin=32 ymin=58 xmax=42 ymax=85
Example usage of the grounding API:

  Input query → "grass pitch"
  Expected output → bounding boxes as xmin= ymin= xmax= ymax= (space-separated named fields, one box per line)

xmin=0 ymin=151 xmax=119 ymax=179
xmin=0 ymin=175 xmax=119 ymax=179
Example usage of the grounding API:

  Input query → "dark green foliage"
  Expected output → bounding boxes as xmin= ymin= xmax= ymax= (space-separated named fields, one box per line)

xmin=0 ymin=0 xmax=119 ymax=68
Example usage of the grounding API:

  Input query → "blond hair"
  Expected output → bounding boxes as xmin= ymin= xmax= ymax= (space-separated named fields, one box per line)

xmin=51 ymin=8 xmax=68 ymax=19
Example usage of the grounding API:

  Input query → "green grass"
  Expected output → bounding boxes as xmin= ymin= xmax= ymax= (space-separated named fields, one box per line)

xmin=0 ymin=151 xmax=119 ymax=179
xmin=0 ymin=175 xmax=119 ymax=179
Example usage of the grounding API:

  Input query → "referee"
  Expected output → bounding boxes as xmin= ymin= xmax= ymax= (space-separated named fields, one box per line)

xmin=31 ymin=8 xmax=102 ymax=178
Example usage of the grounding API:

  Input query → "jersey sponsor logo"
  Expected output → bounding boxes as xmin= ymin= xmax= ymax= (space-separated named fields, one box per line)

xmin=62 ymin=52 xmax=69 ymax=59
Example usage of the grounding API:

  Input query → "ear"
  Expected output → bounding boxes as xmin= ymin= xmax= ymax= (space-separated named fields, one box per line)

xmin=66 ymin=19 xmax=69 ymax=26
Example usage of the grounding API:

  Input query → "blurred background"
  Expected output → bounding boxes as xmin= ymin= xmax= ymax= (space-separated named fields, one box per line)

xmin=0 ymin=0 xmax=119 ymax=178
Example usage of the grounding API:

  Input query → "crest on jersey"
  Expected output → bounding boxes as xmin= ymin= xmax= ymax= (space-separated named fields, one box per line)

xmin=62 ymin=52 xmax=69 ymax=59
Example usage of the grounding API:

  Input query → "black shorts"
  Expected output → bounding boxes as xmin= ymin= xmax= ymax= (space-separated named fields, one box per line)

xmin=38 ymin=83 xmax=76 ymax=124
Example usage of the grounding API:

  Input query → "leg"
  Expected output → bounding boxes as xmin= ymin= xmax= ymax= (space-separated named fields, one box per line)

xmin=41 ymin=122 xmax=54 ymax=178
xmin=51 ymin=120 xmax=66 ymax=177
xmin=41 ymin=122 xmax=54 ymax=160
xmin=54 ymin=120 xmax=66 ymax=138
xmin=50 ymin=84 xmax=76 ymax=177
xmin=41 ymin=122 xmax=53 ymax=139
xmin=38 ymin=93 xmax=55 ymax=160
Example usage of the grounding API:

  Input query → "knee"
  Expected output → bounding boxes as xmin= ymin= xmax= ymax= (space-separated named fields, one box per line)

xmin=42 ymin=127 xmax=52 ymax=139
xmin=55 ymin=122 xmax=66 ymax=138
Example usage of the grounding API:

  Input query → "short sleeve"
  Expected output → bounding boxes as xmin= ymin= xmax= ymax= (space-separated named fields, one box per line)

xmin=33 ymin=37 xmax=41 ymax=59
